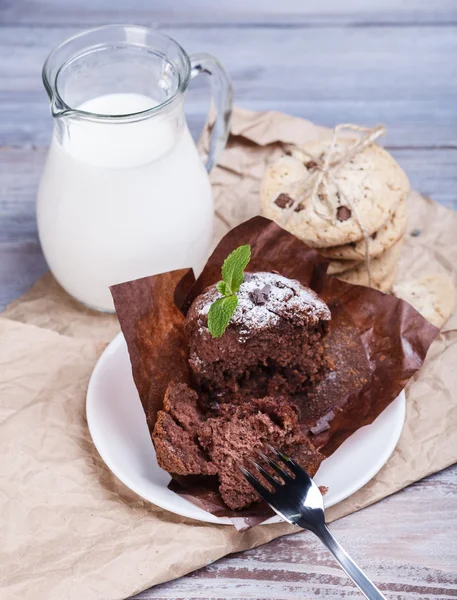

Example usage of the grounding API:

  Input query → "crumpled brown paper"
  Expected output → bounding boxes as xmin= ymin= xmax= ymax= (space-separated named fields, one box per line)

xmin=1 ymin=107 xmax=456 ymax=600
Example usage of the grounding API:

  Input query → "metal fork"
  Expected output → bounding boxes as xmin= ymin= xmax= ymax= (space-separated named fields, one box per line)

xmin=240 ymin=447 xmax=387 ymax=600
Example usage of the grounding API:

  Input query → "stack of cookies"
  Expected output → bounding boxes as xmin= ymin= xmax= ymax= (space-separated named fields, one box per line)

xmin=260 ymin=137 xmax=410 ymax=292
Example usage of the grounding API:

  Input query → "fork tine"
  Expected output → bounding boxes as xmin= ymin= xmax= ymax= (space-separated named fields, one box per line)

xmin=239 ymin=466 xmax=274 ymax=501
xmin=257 ymin=451 xmax=294 ymax=482
xmin=267 ymin=444 xmax=291 ymax=465
xmin=251 ymin=460 xmax=284 ymax=491
xmin=267 ymin=445 xmax=312 ymax=481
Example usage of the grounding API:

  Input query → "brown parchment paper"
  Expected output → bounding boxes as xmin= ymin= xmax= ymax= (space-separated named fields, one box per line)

xmin=1 ymin=107 xmax=456 ymax=600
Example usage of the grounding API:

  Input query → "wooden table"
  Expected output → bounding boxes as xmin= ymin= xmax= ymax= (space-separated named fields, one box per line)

xmin=1 ymin=1 xmax=456 ymax=598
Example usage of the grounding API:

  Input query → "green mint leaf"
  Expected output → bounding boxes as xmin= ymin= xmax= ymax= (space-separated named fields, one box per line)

xmin=207 ymin=295 xmax=238 ymax=338
xmin=221 ymin=244 xmax=251 ymax=294
xmin=216 ymin=280 xmax=229 ymax=296
xmin=207 ymin=245 xmax=251 ymax=338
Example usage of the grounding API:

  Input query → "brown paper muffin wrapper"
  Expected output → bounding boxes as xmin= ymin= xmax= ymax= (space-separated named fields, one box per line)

xmin=110 ymin=216 xmax=438 ymax=528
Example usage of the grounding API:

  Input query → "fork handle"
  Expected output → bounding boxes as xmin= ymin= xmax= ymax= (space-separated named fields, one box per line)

xmin=316 ymin=524 xmax=387 ymax=600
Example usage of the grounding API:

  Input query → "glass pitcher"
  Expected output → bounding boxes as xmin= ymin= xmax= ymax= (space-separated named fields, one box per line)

xmin=37 ymin=25 xmax=232 ymax=312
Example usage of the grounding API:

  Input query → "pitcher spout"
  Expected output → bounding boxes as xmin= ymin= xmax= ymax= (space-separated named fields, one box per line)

xmin=49 ymin=96 xmax=75 ymax=119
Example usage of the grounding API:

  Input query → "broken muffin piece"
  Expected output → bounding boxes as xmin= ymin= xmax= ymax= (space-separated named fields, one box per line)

xmin=185 ymin=272 xmax=331 ymax=403
xmin=198 ymin=397 xmax=324 ymax=510
xmin=153 ymin=382 xmax=324 ymax=510
xmin=152 ymin=383 xmax=216 ymax=476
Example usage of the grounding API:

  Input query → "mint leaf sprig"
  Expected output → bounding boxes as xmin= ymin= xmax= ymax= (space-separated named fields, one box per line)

xmin=207 ymin=244 xmax=251 ymax=338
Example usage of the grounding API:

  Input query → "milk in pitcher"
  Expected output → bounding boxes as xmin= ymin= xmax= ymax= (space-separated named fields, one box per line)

xmin=37 ymin=93 xmax=213 ymax=311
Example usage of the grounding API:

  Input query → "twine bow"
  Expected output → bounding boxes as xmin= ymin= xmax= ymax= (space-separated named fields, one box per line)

xmin=281 ymin=124 xmax=386 ymax=287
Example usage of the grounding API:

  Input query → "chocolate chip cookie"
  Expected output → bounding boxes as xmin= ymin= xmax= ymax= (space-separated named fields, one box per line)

xmin=260 ymin=138 xmax=410 ymax=248
xmin=321 ymin=194 xmax=408 ymax=260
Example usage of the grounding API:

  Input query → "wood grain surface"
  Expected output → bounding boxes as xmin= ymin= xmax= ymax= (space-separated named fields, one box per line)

xmin=138 ymin=469 xmax=457 ymax=600
xmin=1 ymin=1 xmax=456 ymax=598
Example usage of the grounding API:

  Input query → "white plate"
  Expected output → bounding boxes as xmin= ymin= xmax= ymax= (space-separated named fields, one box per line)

xmin=87 ymin=332 xmax=406 ymax=525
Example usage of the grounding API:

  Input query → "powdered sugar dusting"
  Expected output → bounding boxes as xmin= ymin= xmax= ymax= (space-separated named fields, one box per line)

xmin=198 ymin=272 xmax=330 ymax=337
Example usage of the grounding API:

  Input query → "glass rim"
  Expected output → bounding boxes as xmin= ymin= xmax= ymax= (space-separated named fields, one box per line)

xmin=42 ymin=24 xmax=192 ymax=121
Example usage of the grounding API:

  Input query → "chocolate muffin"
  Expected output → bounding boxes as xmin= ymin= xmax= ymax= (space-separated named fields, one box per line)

xmin=153 ymin=382 xmax=324 ymax=510
xmin=185 ymin=272 xmax=331 ymax=403
xmin=153 ymin=272 xmax=332 ymax=511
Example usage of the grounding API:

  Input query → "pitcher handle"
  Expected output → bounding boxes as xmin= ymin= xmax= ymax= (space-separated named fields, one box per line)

xmin=189 ymin=53 xmax=233 ymax=173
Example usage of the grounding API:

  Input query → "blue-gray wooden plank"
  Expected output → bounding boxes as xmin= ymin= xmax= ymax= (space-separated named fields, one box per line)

xmin=2 ymin=0 xmax=457 ymax=25
xmin=1 ymin=25 xmax=456 ymax=148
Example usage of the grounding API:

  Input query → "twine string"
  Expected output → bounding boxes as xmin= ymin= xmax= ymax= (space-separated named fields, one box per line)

xmin=281 ymin=124 xmax=386 ymax=287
